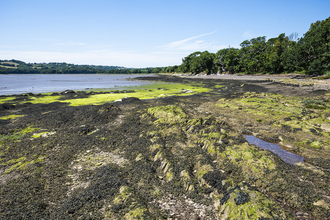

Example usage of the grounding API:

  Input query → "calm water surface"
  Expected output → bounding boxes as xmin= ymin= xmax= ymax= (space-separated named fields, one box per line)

xmin=0 ymin=74 xmax=155 ymax=95
xmin=244 ymin=135 xmax=304 ymax=165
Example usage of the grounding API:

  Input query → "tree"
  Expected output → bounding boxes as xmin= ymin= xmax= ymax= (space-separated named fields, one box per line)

xmin=160 ymin=16 xmax=330 ymax=75
xmin=294 ymin=17 xmax=330 ymax=74
xmin=214 ymin=48 xmax=231 ymax=73
xmin=180 ymin=51 xmax=202 ymax=73
xmin=237 ymin=36 xmax=267 ymax=73
xmin=224 ymin=49 xmax=240 ymax=73
xmin=152 ymin=67 xmax=162 ymax=73
xmin=265 ymin=33 xmax=290 ymax=73
xmin=179 ymin=51 xmax=215 ymax=74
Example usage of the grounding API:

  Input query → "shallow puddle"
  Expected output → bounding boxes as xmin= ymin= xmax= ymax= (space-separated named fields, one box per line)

xmin=243 ymin=135 xmax=304 ymax=165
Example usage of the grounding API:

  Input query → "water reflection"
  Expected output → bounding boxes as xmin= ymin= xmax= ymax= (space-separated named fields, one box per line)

xmin=243 ymin=135 xmax=304 ymax=165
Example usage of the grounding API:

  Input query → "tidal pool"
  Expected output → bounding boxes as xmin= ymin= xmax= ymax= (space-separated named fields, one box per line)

xmin=243 ymin=135 xmax=304 ymax=165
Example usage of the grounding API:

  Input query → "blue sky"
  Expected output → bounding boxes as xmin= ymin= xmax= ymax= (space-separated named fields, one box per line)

xmin=1 ymin=0 xmax=329 ymax=68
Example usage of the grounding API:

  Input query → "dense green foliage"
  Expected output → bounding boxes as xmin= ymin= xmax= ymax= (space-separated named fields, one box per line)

xmin=168 ymin=16 xmax=330 ymax=75
xmin=283 ymin=18 xmax=330 ymax=75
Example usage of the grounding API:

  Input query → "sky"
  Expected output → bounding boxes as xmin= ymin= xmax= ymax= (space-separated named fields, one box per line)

xmin=1 ymin=0 xmax=329 ymax=68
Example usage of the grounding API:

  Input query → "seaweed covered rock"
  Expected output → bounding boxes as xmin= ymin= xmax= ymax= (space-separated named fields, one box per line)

xmin=1 ymin=76 xmax=330 ymax=219
xmin=0 ymin=103 xmax=15 ymax=111
xmin=217 ymin=183 xmax=293 ymax=219
xmin=98 ymin=103 xmax=121 ymax=121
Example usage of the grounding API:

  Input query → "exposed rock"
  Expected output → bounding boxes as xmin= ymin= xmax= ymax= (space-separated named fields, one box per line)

xmin=313 ymin=199 xmax=329 ymax=210
xmin=60 ymin=89 xmax=75 ymax=94
xmin=115 ymin=97 xmax=140 ymax=103
xmin=0 ymin=103 xmax=15 ymax=110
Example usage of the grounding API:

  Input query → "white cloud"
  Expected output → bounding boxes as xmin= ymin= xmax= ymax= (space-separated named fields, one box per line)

xmin=0 ymin=31 xmax=233 ymax=67
xmin=242 ymin=31 xmax=253 ymax=39
xmin=242 ymin=31 xmax=265 ymax=40
xmin=176 ymin=40 xmax=210 ymax=50
xmin=162 ymin=31 xmax=217 ymax=51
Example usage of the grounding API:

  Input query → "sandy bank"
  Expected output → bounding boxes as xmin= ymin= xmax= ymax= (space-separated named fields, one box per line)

xmin=170 ymin=73 xmax=330 ymax=91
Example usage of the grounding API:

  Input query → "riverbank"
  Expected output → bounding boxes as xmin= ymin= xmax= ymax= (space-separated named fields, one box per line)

xmin=173 ymin=73 xmax=330 ymax=90
xmin=0 ymin=75 xmax=329 ymax=219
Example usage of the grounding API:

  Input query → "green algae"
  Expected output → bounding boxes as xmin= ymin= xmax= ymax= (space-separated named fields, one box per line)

xmin=3 ymin=162 xmax=23 ymax=174
xmin=0 ymin=96 xmax=16 ymax=104
xmin=212 ymin=92 xmax=330 ymax=155
xmin=0 ymin=114 xmax=25 ymax=120
xmin=147 ymin=105 xmax=188 ymax=125
xmin=87 ymin=129 xmax=99 ymax=135
xmin=141 ymin=103 xmax=314 ymax=218
xmin=144 ymin=106 xmax=225 ymax=194
xmin=0 ymin=126 xmax=48 ymax=175
xmin=28 ymin=95 xmax=62 ymax=104
xmin=2 ymin=156 xmax=27 ymax=165
xmin=310 ymin=141 xmax=321 ymax=149
xmin=17 ymin=156 xmax=46 ymax=170
xmin=153 ymin=150 xmax=174 ymax=182
xmin=220 ymin=143 xmax=277 ymax=178
xmin=31 ymin=131 xmax=56 ymax=138
xmin=1 ymin=77 xmax=329 ymax=219
xmin=218 ymin=184 xmax=293 ymax=219
xmin=196 ymin=164 xmax=214 ymax=179
xmin=106 ymin=186 xmax=151 ymax=219
xmin=0 ymin=126 xmax=37 ymax=142
xmin=66 ymin=83 xmax=209 ymax=106
xmin=301 ymin=99 xmax=328 ymax=109
xmin=2 ymin=155 xmax=46 ymax=174
xmin=5 ymin=82 xmax=210 ymax=107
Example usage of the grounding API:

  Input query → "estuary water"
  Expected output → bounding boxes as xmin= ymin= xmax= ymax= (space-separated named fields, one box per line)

xmin=0 ymin=74 xmax=155 ymax=95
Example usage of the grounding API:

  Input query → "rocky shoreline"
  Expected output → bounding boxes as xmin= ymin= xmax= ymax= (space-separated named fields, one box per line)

xmin=1 ymin=75 xmax=330 ymax=219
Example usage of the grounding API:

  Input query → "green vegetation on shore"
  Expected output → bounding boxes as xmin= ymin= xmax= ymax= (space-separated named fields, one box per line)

xmin=0 ymin=82 xmax=211 ymax=106
xmin=164 ymin=16 xmax=330 ymax=75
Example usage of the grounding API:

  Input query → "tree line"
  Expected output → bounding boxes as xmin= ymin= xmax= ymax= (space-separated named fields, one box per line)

xmin=165 ymin=16 xmax=330 ymax=75
xmin=0 ymin=60 xmax=163 ymax=74
xmin=0 ymin=61 xmax=105 ymax=74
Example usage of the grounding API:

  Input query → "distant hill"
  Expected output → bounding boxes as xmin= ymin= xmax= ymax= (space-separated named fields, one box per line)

xmin=0 ymin=61 xmax=20 ymax=69
xmin=0 ymin=60 xmax=162 ymax=74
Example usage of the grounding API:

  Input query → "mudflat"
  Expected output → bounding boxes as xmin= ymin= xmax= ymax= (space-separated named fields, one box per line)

xmin=1 ymin=74 xmax=330 ymax=219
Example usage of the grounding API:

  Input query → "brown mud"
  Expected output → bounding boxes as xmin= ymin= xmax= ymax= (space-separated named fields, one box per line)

xmin=0 ymin=75 xmax=330 ymax=219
